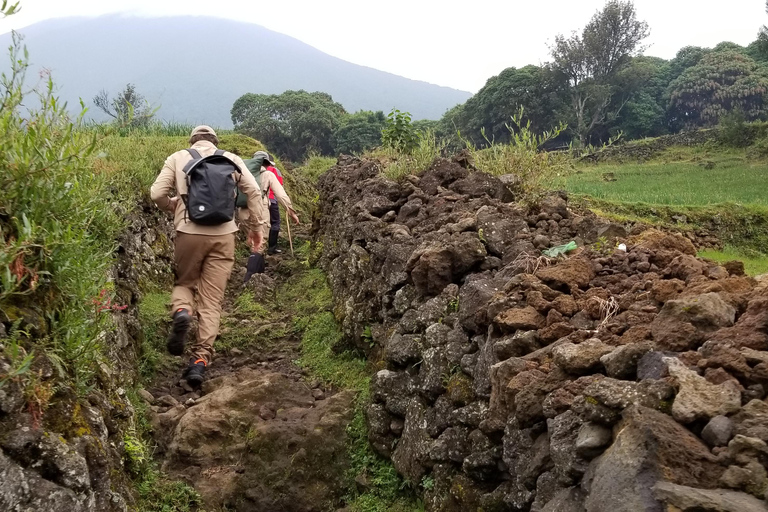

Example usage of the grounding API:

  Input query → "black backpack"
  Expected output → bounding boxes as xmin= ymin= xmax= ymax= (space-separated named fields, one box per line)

xmin=181 ymin=148 xmax=241 ymax=225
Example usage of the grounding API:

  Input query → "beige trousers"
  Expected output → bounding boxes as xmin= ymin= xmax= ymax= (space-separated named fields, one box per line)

xmin=172 ymin=232 xmax=235 ymax=364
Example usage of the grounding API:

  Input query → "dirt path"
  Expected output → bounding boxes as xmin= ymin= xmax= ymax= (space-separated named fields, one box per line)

xmin=141 ymin=246 xmax=356 ymax=512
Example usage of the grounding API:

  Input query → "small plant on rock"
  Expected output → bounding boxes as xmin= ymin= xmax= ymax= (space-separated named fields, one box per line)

xmin=382 ymin=109 xmax=419 ymax=154
xmin=461 ymin=106 xmax=569 ymax=204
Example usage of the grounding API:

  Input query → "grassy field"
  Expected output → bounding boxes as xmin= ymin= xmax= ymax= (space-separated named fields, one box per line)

xmin=555 ymin=144 xmax=768 ymax=274
xmin=560 ymin=146 xmax=768 ymax=206
xmin=698 ymin=247 xmax=768 ymax=276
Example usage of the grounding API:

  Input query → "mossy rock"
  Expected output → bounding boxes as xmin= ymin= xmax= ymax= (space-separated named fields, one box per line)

xmin=0 ymin=302 xmax=47 ymax=336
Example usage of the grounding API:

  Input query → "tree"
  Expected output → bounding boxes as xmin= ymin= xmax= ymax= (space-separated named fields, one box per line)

xmin=331 ymin=110 xmax=385 ymax=155
xmin=93 ymin=84 xmax=155 ymax=127
xmin=758 ymin=1 xmax=768 ymax=56
xmin=614 ymin=56 xmax=671 ymax=138
xmin=667 ymin=51 xmax=768 ymax=128
xmin=550 ymin=0 xmax=650 ymax=146
xmin=231 ymin=90 xmax=346 ymax=161
xmin=668 ymin=46 xmax=709 ymax=81
xmin=448 ymin=65 xmax=567 ymax=146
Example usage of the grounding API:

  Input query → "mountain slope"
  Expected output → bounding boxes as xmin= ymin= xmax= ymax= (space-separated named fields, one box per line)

xmin=2 ymin=15 xmax=471 ymax=126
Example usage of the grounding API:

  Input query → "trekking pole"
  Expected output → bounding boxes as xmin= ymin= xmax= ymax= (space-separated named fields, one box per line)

xmin=285 ymin=207 xmax=295 ymax=257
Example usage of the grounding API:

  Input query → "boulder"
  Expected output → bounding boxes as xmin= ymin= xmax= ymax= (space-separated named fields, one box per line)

xmin=720 ymin=461 xmax=768 ymax=498
xmin=541 ymin=486 xmax=587 ymax=512
xmin=493 ymin=331 xmax=540 ymax=360
xmin=553 ymin=339 xmax=614 ymax=375
xmin=731 ymin=399 xmax=768 ymax=442
xmin=584 ymin=406 xmax=724 ymax=512
xmin=385 ymin=333 xmax=423 ymax=365
xmin=502 ymin=422 xmax=551 ymax=490
xmin=575 ymin=422 xmax=613 ymax=459
xmin=549 ymin=411 xmax=589 ymax=482
xmin=600 ymin=342 xmax=653 ymax=380
xmin=476 ymin=206 xmax=530 ymax=258
xmin=429 ymin=426 xmax=470 ymax=463
xmin=372 ymin=369 xmax=415 ymax=417
xmin=706 ymin=297 xmax=768 ymax=351
xmin=652 ymin=481 xmax=767 ymax=512
xmin=392 ymin=399 xmax=432 ymax=483
xmin=573 ymin=378 xmax=675 ymax=426
xmin=536 ymin=257 xmax=595 ymax=290
xmin=495 ymin=306 xmax=546 ymax=332
xmin=458 ymin=274 xmax=506 ymax=333
xmin=665 ymin=357 xmax=741 ymax=424
xmin=161 ymin=371 xmax=355 ymax=511
xmin=637 ymin=351 xmax=673 ymax=380
xmin=702 ymin=416 xmax=735 ymax=448
xmin=650 ymin=293 xmax=736 ymax=351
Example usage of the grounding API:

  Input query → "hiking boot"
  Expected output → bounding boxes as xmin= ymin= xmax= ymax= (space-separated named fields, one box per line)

xmin=183 ymin=359 xmax=206 ymax=388
xmin=267 ymin=230 xmax=280 ymax=255
xmin=167 ymin=308 xmax=191 ymax=356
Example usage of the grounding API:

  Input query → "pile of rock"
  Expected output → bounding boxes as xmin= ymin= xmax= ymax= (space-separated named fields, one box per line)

xmin=317 ymin=155 xmax=768 ymax=511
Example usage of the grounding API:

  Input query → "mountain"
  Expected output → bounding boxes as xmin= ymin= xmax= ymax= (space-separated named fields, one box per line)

xmin=0 ymin=15 xmax=472 ymax=126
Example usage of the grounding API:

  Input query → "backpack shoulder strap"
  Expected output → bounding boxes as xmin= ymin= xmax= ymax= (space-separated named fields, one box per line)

xmin=182 ymin=148 xmax=203 ymax=175
xmin=214 ymin=149 xmax=225 ymax=156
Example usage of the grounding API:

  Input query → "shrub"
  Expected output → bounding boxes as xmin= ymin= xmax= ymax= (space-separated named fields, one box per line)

xmin=463 ymin=107 xmax=570 ymax=202
xmin=718 ymin=109 xmax=750 ymax=147
xmin=382 ymin=109 xmax=419 ymax=154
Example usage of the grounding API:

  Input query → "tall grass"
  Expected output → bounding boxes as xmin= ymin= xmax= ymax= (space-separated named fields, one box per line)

xmin=295 ymin=153 xmax=337 ymax=185
xmin=371 ymin=130 xmax=444 ymax=181
xmin=462 ymin=107 xmax=570 ymax=202
xmin=88 ymin=120 xmax=226 ymax=138
xmin=0 ymin=34 xmax=123 ymax=390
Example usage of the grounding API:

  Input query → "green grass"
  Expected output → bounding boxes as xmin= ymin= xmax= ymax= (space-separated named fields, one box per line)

xmin=295 ymin=154 xmax=337 ymax=185
xmin=698 ymin=247 xmax=768 ymax=276
xmin=274 ymin=248 xmax=420 ymax=512
xmin=562 ymin=147 xmax=768 ymax=206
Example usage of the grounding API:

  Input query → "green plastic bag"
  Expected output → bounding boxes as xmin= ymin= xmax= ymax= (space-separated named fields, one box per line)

xmin=542 ymin=241 xmax=577 ymax=258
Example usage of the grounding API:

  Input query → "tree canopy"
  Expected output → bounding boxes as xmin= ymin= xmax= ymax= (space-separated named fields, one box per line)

xmin=668 ymin=51 xmax=768 ymax=128
xmin=549 ymin=0 xmax=650 ymax=146
xmin=331 ymin=110 xmax=386 ymax=155
xmin=231 ymin=90 xmax=347 ymax=161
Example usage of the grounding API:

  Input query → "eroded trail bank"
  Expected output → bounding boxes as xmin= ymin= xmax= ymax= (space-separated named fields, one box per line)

xmin=316 ymin=154 xmax=768 ymax=511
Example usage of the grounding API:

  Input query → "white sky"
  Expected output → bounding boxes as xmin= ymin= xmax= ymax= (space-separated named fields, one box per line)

xmin=1 ymin=0 xmax=764 ymax=92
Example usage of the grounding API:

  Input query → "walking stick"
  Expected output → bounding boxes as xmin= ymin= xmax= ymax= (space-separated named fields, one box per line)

xmin=285 ymin=207 xmax=295 ymax=256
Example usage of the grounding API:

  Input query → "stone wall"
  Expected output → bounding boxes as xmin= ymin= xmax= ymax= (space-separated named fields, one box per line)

xmin=0 ymin=203 xmax=174 ymax=511
xmin=317 ymin=155 xmax=768 ymax=511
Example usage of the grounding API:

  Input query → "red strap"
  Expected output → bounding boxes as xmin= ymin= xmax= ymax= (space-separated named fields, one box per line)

xmin=193 ymin=359 xmax=207 ymax=366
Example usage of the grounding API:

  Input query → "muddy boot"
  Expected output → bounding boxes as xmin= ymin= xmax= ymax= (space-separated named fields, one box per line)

xmin=167 ymin=308 xmax=191 ymax=356
xmin=267 ymin=230 xmax=281 ymax=255
xmin=183 ymin=359 xmax=206 ymax=388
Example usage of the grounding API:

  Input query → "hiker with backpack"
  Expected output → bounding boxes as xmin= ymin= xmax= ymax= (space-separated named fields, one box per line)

xmin=150 ymin=125 xmax=268 ymax=387
xmin=239 ymin=150 xmax=299 ymax=254
xmin=263 ymin=152 xmax=294 ymax=254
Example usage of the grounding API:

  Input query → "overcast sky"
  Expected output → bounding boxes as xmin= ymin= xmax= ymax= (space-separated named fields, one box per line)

xmin=0 ymin=0 xmax=764 ymax=92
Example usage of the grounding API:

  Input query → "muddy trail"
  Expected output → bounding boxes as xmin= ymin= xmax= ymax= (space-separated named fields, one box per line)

xmin=140 ymin=245 xmax=357 ymax=512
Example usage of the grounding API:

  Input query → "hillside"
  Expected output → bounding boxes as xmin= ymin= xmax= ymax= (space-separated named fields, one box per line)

xmin=0 ymin=15 xmax=471 ymax=125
